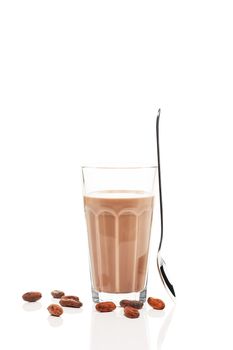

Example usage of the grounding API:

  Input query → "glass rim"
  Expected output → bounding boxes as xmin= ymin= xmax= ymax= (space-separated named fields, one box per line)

xmin=81 ymin=165 xmax=158 ymax=170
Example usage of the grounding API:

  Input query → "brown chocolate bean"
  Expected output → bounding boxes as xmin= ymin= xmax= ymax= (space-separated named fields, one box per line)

xmin=147 ymin=297 xmax=165 ymax=310
xmin=95 ymin=302 xmax=116 ymax=312
xmin=59 ymin=296 xmax=82 ymax=308
xmin=22 ymin=291 xmax=42 ymax=302
xmin=51 ymin=290 xmax=65 ymax=298
xmin=47 ymin=304 xmax=63 ymax=317
xmin=124 ymin=306 xmax=140 ymax=319
xmin=120 ymin=299 xmax=143 ymax=309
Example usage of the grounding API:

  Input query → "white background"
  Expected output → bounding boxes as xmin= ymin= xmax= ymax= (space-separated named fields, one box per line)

xmin=0 ymin=0 xmax=233 ymax=349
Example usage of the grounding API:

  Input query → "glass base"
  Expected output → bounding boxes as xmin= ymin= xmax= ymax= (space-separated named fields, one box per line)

xmin=91 ymin=288 xmax=147 ymax=305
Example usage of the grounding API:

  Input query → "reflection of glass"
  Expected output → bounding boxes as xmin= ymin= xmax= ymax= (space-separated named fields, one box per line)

xmin=82 ymin=167 xmax=157 ymax=304
xmin=89 ymin=307 xmax=150 ymax=350
xmin=89 ymin=306 xmax=175 ymax=350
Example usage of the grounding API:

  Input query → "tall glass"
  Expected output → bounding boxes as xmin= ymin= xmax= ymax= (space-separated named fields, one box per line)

xmin=82 ymin=166 xmax=157 ymax=304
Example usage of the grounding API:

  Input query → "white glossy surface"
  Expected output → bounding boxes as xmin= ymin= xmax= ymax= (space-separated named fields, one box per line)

xmin=2 ymin=282 xmax=233 ymax=349
xmin=1 ymin=0 xmax=233 ymax=349
xmin=3 ymin=296 xmax=175 ymax=350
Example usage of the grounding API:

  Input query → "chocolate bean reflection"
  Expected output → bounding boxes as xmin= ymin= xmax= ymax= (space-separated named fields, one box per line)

xmin=22 ymin=302 xmax=42 ymax=312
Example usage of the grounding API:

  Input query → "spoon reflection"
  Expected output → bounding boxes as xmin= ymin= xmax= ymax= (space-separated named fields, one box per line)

xmin=157 ymin=306 xmax=175 ymax=350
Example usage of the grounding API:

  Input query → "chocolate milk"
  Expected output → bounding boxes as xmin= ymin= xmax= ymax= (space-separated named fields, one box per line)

xmin=84 ymin=191 xmax=154 ymax=293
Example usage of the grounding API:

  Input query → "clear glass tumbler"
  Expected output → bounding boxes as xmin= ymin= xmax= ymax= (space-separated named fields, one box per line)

xmin=82 ymin=166 xmax=157 ymax=304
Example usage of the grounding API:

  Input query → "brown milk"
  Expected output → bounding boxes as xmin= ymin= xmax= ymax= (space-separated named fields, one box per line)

xmin=84 ymin=191 xmax=154 ymax=293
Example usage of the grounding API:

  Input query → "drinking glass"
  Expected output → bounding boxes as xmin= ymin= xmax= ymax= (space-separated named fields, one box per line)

xmin=82 ymin=166 xmax=157 ymax=304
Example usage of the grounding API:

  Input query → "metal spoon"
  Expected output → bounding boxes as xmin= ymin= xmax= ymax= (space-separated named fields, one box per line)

xmin=156 ymin=109 xmax=176 ymax=300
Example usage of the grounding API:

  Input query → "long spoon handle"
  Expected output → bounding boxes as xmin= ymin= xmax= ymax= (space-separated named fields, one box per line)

xmin=156 ymin=109 xmax=163 ymax=252
xmin=156 ymin=109 xmax=176 ymax=299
